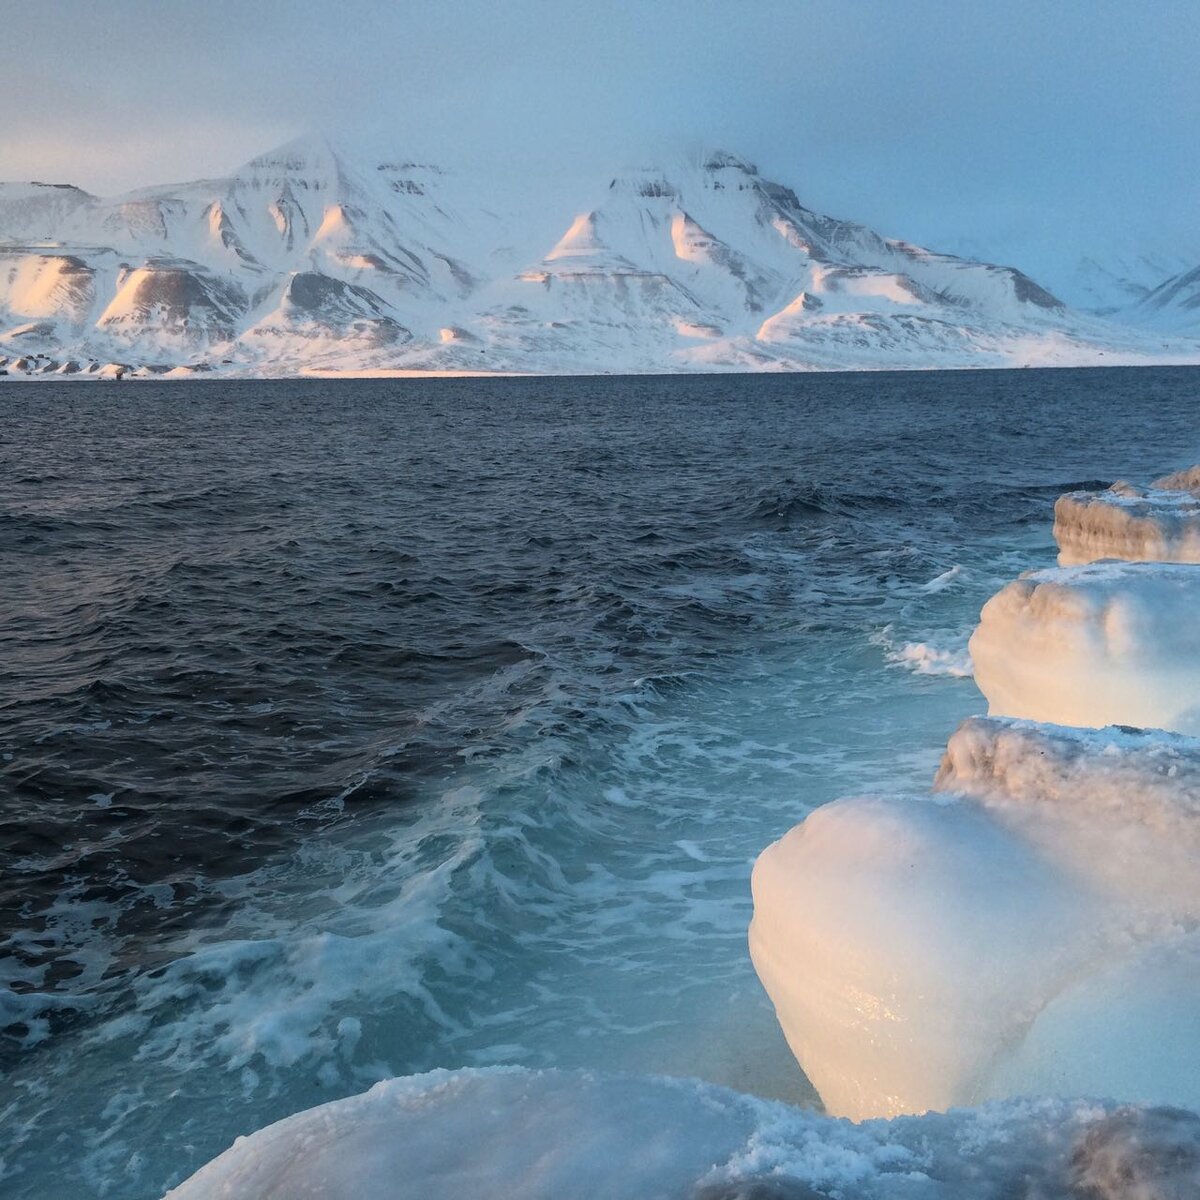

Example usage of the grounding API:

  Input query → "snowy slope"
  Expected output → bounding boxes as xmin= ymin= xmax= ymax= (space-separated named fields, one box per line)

xmin=2 ymin=137 xmax=1197 ymax=375
xmin=1076 ymin=248 xmax=1200 ymax=313
xmin=939 ymin=229 xmax=1200 ymax=317
xmin=1127 ymin=262 xmax=1200 ymax=332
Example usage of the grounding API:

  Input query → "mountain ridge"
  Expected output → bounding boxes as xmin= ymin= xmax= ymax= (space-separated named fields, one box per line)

xmin=2 ymin=135 xmax=1197 ymax=377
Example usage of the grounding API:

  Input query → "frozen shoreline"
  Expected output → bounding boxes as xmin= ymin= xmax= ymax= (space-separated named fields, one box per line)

xmin=751 ymin=464 xmax=1200 ymax=1131
xmin=5 ymin=355 xmax=1200 ymax=383
xmin=165 ymin=462 xmax=1200 ymax=1193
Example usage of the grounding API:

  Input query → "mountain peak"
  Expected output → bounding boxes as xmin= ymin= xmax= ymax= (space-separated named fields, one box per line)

xmin=240 ymin=133 xmax=349 ymax=178
xmin=606 ymin=167 xmax=679 ymax=200
xmin=701 ymin=150 xmax=758 ymax=176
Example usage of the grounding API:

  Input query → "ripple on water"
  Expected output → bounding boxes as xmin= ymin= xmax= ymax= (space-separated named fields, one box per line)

xmin=2 ymin=368 xmax=1199 ymax=1197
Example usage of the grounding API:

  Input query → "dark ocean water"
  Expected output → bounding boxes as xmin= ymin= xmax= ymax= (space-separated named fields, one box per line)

xmin=2 ymin=367 xmax=1198 ymax=1197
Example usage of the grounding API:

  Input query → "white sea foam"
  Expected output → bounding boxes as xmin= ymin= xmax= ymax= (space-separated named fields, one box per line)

xmin=920 ymin=564 xmax=965 ymax=593
xmin=883 ymin=638 xmax=973 ymax=677
xmin=871 ymin=619 xmax=975 ymax=678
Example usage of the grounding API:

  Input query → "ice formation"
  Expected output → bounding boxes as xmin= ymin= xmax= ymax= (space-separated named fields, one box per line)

xmin=1054 ymin=467 xmax=1200 ymax=565
xmin=165 ymin=1066 xmax=1200 ymax=1200
xmin=968 ymin=561 xmax=1200 ymax=733
xmin=935 ymin=716 xmax=1200 ymax=909
xmin=749 ymin=716 xmax=1200 ymax=1121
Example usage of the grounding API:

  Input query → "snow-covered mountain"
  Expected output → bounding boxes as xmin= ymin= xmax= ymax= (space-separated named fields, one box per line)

xmin=940 ymin=231 xmax=1200 ymax=318
xmin=1 ymin=135 xmax=1196 ymax=376
xmin=1074 ymin=249 xmax=1200 ymax=314
xmin=1126 ymin=263 xmax=1200 ymax=333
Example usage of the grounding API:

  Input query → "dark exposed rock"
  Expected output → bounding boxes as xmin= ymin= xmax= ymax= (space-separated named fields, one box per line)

xmin=1071 ymin=1106 xmax=1200 ymax=1200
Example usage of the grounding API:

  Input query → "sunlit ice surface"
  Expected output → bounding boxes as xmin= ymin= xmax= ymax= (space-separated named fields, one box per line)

xmin=750 ymin=714 xmax=1200 ymax=1120
xmin=2 ymin=367 xmax=1198 ymax=1197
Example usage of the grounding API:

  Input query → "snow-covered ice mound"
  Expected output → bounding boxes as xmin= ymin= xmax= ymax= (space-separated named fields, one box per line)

xmin=749 ymin=716 xmax=1200 ymax=1120
xmin=1153 ymin=466 xmax=1200 ymax=493
xmin=164 ymin=1066 xmax=1200 ymax=1200
xmin=751 ymin=790 xmax=1098 ymax=1119
xmin=1054 ymin=467 xmax=1200 ymax=566
xmin=969 ymin=561 xmax=1200 ymax=733
xmin=936 ymin=716 xmax=1200 ymax=908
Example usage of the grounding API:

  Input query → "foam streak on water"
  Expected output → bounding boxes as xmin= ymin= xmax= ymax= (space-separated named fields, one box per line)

xmin=2 ymin=369 xmax=1198 ymax=1197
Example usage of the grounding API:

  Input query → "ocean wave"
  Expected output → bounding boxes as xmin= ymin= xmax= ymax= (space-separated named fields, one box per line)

xmin=872 ymin=625 xmax=974 ymax=678
xmin=5 ymin=370 xmax=1200 ymax=1197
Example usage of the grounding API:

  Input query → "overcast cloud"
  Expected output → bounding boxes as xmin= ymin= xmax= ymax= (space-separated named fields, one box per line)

xmin=2 ymin=1 xmax=1196 ymax=255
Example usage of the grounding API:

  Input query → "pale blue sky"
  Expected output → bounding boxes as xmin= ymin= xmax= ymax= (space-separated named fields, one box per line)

xmin=3 ymin=1 xmax=1197 ymax=250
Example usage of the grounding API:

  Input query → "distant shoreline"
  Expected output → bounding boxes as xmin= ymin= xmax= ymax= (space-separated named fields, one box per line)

xmin=4 ymin=358 xmax=1200 ymax=383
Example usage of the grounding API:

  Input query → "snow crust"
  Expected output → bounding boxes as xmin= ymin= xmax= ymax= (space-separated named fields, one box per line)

xmin=749 ymin=716 xmax=1200 ymax=1120
xmin=969 ymin=561 xmax=1200 ymax=732
xmin=1054 ymin=468 xmax=1200 ymax=565
xmin=165 ymin=1066 xmax=1200 ymax=1200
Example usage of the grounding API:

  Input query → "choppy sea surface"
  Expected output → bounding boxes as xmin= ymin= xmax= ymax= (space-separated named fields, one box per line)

xmin=2 ymin=368 xmax=1198 ymax=1197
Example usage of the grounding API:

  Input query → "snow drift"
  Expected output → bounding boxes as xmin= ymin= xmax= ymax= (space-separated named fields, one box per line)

xmin=164 ymin=1066 xmax=1200 ymax=1200
xmin=749 ymin=716 xmax=1200 ymax=1120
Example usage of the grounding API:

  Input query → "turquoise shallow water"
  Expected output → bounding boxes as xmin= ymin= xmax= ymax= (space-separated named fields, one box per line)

xmin=2 ymin=367 xmax=1198 ymax=1197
